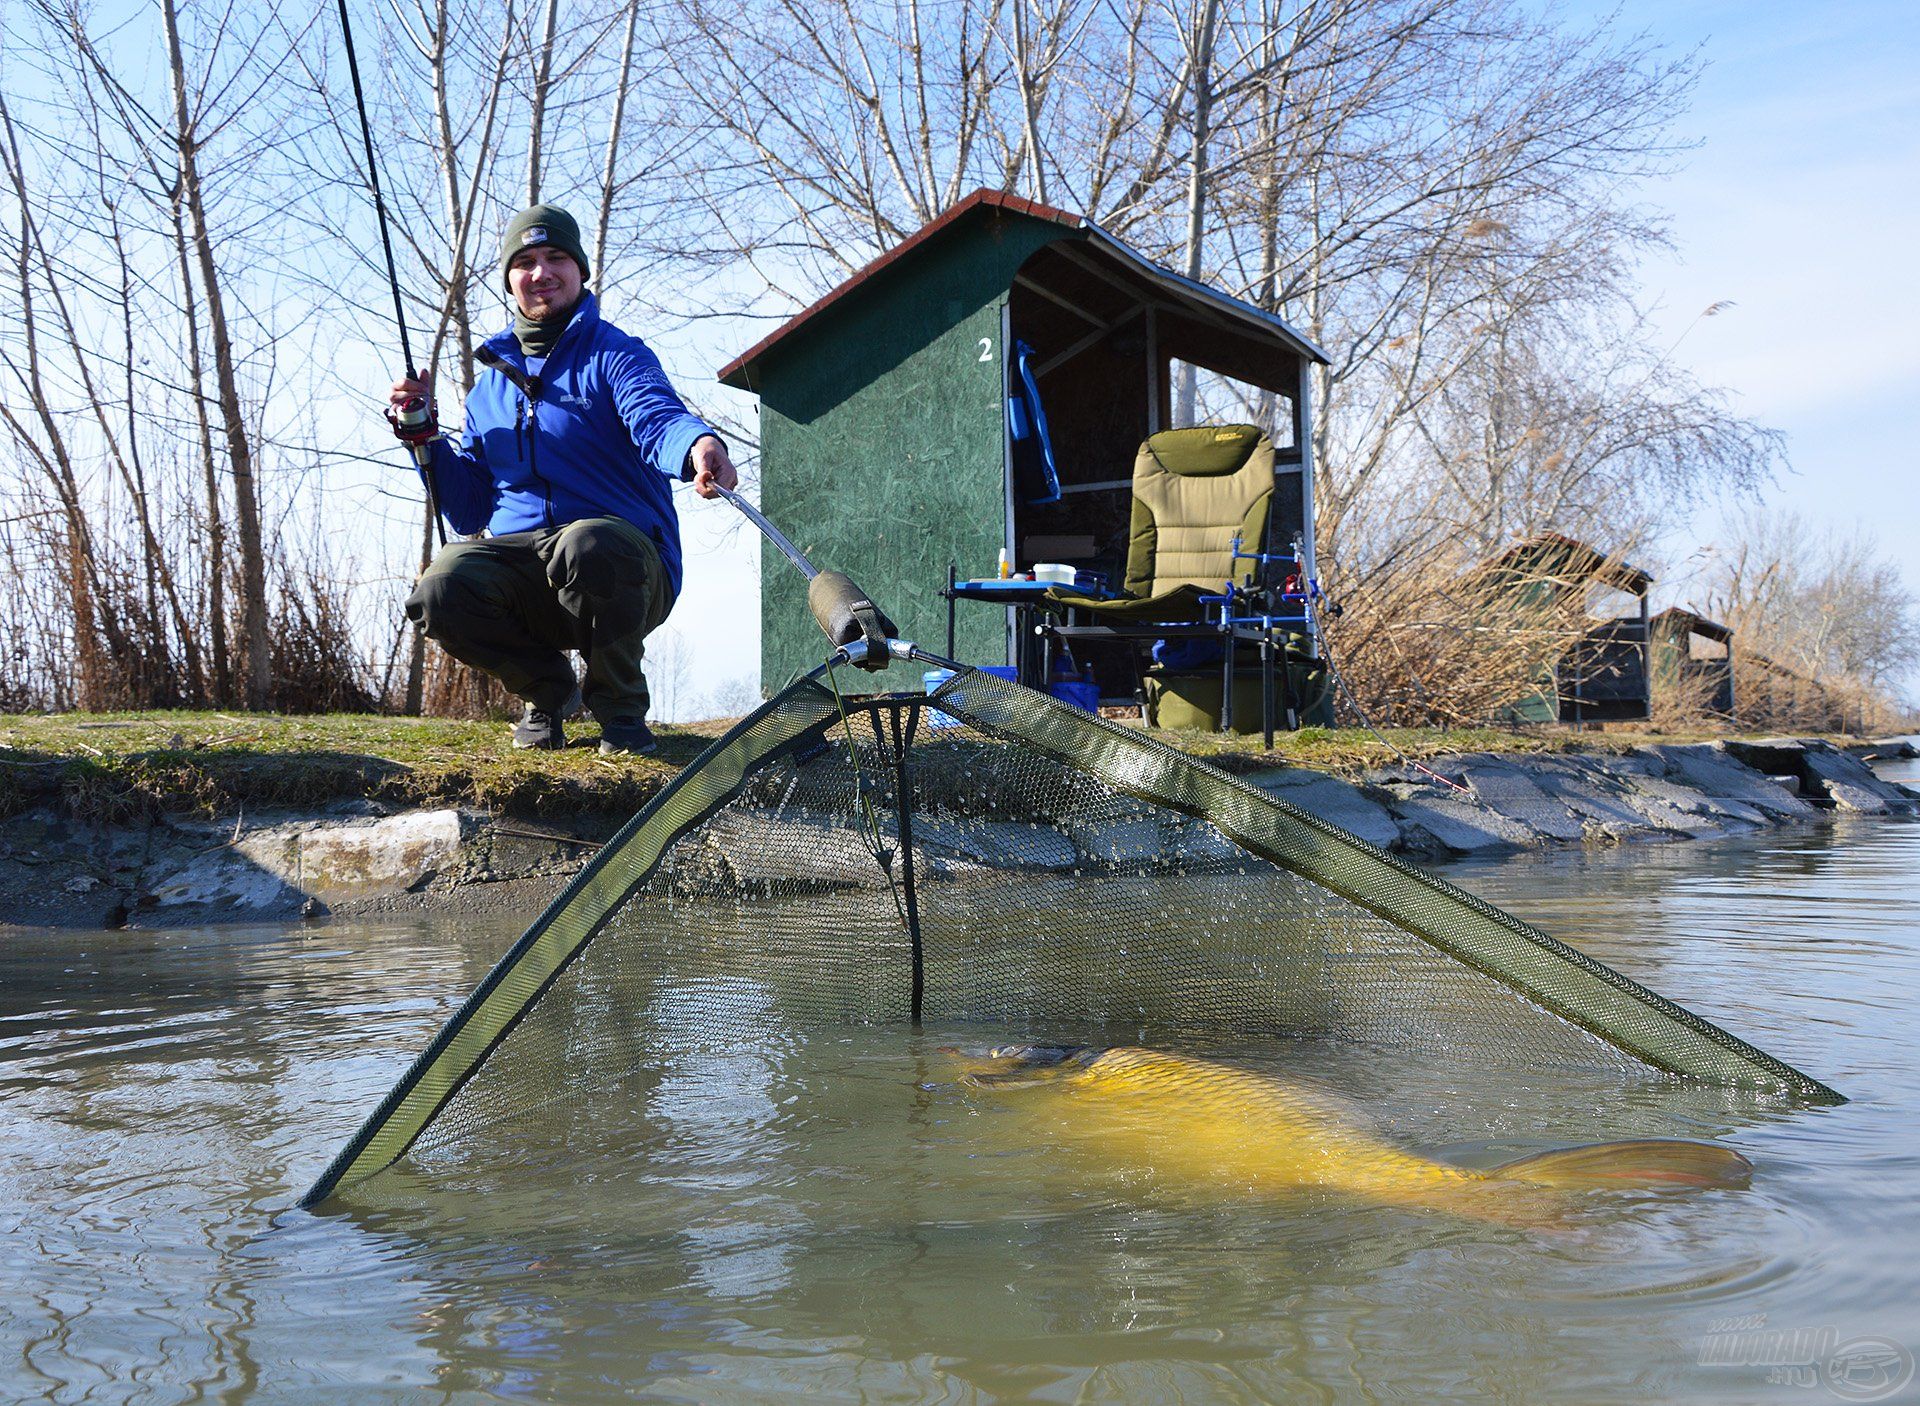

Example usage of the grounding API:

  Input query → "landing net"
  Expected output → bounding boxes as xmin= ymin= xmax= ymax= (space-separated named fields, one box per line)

xmin=302 ymin=664 xmax=1839 ymax=1206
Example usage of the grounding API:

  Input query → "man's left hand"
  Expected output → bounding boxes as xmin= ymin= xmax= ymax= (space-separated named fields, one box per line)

xmin=690 ymin=436 xmax=738 ymax=499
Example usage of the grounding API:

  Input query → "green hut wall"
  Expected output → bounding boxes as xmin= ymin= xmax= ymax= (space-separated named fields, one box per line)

xmin=752 ymin=220 xmax=1066 ymax=689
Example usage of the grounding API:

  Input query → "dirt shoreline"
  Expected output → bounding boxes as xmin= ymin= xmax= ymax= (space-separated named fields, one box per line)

xmin=2 ymin=730 xmax=1913 ymax=931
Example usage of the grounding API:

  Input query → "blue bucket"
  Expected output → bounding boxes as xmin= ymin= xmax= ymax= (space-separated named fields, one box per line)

xmin=1047 ymin=679 xmax=1099 ymax=714
xmin=923 ymin=666 xmax=1016 ymax=728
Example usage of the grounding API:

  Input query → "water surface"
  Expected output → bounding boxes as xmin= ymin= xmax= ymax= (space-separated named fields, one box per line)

xmin=3 ymin=804 xmax=1917 ymax=1403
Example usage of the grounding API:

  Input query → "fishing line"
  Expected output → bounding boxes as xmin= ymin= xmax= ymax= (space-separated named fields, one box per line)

xmin=333 ymin=0 xmax=445 ymax=546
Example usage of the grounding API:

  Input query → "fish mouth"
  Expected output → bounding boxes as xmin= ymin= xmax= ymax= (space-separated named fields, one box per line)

xmin=988 ymin=1044 xmax=1088 ymax=1066
xmin=943 ymin=1043 xmax=1097 ymax=1088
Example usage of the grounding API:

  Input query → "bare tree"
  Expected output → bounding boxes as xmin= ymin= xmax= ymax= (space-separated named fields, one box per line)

xmin=646 ymin=623 xmax=691 ymax=722
xmin=1172 ymin=0 xmax=1222 ymax=423
xmin=0 ymin=0 xmax=1838 ymax=730
xmin=524 ymin=0 xmax=561 ymax=201
xmin=278 ymin=0 xmax=689 ymax=714
xmin=0 ymin=94 xmax=127 ymax=705
xmin=655 ymin=0 xmax=1022 ymax=287
xmin=52 ymin=0 xmax=240 ymax=704
xmin=591 ymin=0 xmax=643 ymax=280
xmin=407 ymin=0 xmax=520 ymax=710
xmin=161 ymin=0 xmax=271 ymax=706
xmin=170 ymin=194 xmax=232 ymax=705
xmin=0 ymin=0 xmax=369 ymax=712
xmin=1707 ymin=509 xmax=1919 ymax=721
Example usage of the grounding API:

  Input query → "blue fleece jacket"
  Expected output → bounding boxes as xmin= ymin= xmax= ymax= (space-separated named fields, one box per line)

xmin=425 ymin=293 xmax=717 ymax=599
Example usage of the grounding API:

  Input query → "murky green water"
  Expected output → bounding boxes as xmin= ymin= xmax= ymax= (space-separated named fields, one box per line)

xmin=4 ymin=794 xmax=1918 ymax=1402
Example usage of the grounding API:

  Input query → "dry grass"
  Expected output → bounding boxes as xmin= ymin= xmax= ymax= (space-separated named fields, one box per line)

xmin=1648 ymin=657 xmax=1730 ymax=733
xmin=1321 ymin=549 xmax=1606 ymax=728
xmin=1735 ymin=665 xmax=1901 ymax=737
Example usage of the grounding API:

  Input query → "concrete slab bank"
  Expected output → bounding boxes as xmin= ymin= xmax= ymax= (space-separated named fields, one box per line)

xmin=1 ymin=800 xmax=616 ymax=930
xmin=1336 ymin=738 xmax=1915 ymax=860
xmin=1 ymin=737 xmax=1912 ymax=929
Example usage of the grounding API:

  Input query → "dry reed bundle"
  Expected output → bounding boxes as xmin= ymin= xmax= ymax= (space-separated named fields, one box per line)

xmin=1321 ymin=542 xmax=1627 ymax=729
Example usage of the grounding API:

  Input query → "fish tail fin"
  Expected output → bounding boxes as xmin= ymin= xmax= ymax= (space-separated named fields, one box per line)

xmin=1492 ymin=1139 xmax=1752 ymax=1191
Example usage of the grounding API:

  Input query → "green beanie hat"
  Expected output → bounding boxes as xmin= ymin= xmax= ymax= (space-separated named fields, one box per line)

xmin=500 ymin=204 xmax=590 ymax=290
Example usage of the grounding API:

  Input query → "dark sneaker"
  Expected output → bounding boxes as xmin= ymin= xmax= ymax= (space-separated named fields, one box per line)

xmin=512 ymin=687 xmax=582 ymax=751
xmin=597 ymin=716 xmax=658 ymax=756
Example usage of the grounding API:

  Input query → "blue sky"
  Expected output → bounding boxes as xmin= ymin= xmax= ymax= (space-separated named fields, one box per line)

xmin=1566 ymin=0 xmax=1919 ymax=616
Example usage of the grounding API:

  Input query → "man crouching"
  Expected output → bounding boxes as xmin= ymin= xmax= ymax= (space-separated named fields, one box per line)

xmin=388 ymin=203 xmax=736 ymax=754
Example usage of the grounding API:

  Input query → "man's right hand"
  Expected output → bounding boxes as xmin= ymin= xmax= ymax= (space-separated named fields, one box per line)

xmin=388 ymin=371 xmax=437 ymax=446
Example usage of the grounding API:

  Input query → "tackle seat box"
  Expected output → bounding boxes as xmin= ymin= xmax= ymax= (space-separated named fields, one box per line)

xmin=1145 ymin=662 xmax=1326 ymax=735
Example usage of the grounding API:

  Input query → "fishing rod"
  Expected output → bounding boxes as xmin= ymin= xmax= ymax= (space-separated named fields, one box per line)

xmin=334 ymin=0 xmax=445 ymax=547
xmin=716 ymin=485 xmax=901 ymax=670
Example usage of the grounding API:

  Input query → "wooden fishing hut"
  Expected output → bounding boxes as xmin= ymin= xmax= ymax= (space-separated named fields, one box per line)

xmin=716 ymin=190 xmax=1331 ymax=694
xmin=1471 ymin=533 xmax=1652 ymax=724
xmin=1649 ymin=608 xmax=1736 ymax=718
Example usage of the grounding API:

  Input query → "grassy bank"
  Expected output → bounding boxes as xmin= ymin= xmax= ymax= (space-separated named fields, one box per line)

xmin=0 ymin=706 xmax=1811 ymax=824
xmin=0 ymin=711 xmax=729 ymax=823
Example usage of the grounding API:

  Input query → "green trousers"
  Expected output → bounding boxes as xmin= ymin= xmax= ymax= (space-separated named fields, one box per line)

xmin=405 ymin=517 xmax=672 ymax=721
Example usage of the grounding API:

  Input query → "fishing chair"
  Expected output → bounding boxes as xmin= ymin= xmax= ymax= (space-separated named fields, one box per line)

xmin=1037 ymin=423 xmax=1321 ymax=743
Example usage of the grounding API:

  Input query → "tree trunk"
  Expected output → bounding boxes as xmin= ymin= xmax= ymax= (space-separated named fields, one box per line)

xmin=170 ymin=197 xmax=232 ymax=706
xmin=112 ymin=217 xmax=161 ymax=657
xmin=406 ymin=0 xmax=516 ymax=713
xmin=1252 ymin=2 xmax=1285 ymax=435
xmin=0 ymin=93 xmax=130 ymax=703
xmin=1172 ymin=0 xmax=1220 ymax=426
xmin=404 ymin=506 xmax=431 ymax=715
xmin=525 ymin=0 xmax=560 ymax=203
xmin=1010 ymin=0 xmax=1049 ymax=204
xmin=407 ymin=0 xmax=459 ymax=717
xmin=163 ymin=0 xmax=269 ymax=708
xmin=109 ymin=210 xmax=202 ymax=701
xmin=592 ymin=0 xmax=642 ymax=284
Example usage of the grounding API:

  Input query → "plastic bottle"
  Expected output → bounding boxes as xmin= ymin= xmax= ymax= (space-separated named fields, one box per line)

xmin=998 ymin=548 xmax=1011 ymax=579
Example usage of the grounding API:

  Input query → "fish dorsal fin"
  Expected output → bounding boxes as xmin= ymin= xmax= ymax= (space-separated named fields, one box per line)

xmin=1492 ymin=1138 xmax=1752 ymax=1190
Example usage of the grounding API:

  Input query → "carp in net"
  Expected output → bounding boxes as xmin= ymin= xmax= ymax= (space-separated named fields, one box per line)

xmin=301 ymin=661 xmax=1839 ymax=1207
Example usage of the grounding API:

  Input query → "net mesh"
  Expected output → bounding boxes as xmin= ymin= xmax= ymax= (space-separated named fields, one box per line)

xmin=304 ymin=664 xmax=1838 ymax=1205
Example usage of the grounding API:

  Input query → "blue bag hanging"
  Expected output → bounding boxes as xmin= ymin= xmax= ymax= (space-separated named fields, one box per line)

xmin=1006 ymin=339 xmax=1062 ymax=504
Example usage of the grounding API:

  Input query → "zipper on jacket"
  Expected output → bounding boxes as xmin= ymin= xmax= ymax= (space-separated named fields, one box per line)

xmin=480 ymin=309 xmax=583 ymax=532
xmin=511 ymin=387 xmax=553 ymax=528
xmin=529 ymin=396 xmax=552 ymax=527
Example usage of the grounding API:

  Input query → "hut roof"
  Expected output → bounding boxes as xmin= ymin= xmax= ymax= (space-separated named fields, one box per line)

xmin=1466 ymin=532 xmax=1653 ymax=598
xmin=1650 ymin=606 xmax=1734 ymax=644
xmin=716 ymin=188 xmax=1329 ymax=390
